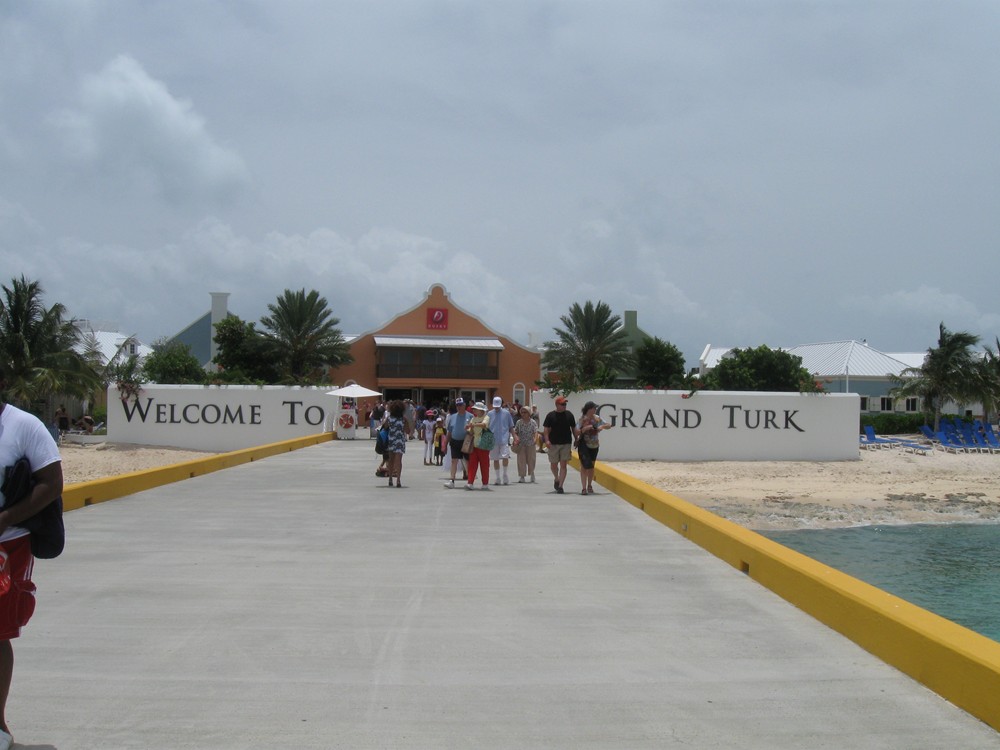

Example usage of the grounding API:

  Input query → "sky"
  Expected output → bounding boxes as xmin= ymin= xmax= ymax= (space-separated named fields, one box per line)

xmin=2 ymin=1 xmax=999 ymax=368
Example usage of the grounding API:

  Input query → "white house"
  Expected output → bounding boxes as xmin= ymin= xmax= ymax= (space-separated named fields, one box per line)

xmin=698 ymin=340 xmax=976 ymax=417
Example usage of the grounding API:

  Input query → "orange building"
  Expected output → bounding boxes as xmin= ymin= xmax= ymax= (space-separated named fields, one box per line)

xmin=330 ymin=284 xmax=541 ymax=409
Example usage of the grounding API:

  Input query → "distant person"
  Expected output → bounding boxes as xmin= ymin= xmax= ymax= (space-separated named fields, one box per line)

xmin=383 ymin=400 xmax=407 ymax=488
xmin=54 ymin=405 xmax=69 ymax=434
xmin=420 ymin=410 xmax=437 ymax=466
xmin=74 ymin=415 xmax=95 ymax=434
xmin=577 ymin=401 xmax=612 ymax=495
xmin=488 ymin=396 xmax=516 ymax=485
xmin=444 ymin=399 xmax=472 ymax=489
xmin=465 ymin=401 xmax=492 ymax=490
xmin=543 ymin=396 xmax=577 ymax=494
xmin=0 ymin=389 xmax=64 ymax=750
xmin=513 ymin=405 xmax=538 ymax=483
xmin=433 ymin=416 xmax=446 ymax=466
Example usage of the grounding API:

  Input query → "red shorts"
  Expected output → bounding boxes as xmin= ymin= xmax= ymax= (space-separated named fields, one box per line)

xmin=0 ymin=535 xmax=36 ymax=640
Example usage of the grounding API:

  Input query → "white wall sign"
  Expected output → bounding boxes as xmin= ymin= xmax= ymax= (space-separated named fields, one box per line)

xmin=533 ymin=389 xmax=860 ymax=461
xmin=108 ymin=385 xmax=339 ymax=451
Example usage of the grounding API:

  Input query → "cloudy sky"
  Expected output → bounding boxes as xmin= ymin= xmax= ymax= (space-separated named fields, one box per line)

xmin=2 ymin=1 xmax=999 ymax=367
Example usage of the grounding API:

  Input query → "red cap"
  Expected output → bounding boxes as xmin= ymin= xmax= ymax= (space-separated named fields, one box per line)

xmin=555 ymin=396 xmax=568 ymax=405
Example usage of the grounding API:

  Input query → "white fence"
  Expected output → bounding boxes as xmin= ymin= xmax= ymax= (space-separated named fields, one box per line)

xmin=108 ymin=386 xmax=860 ymax=460
xmin=533 ymin=390 xmax=860 ymax=461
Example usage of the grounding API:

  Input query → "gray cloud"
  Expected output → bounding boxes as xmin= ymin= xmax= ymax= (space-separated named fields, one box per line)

xmin=50 ymin=55 xmax=249 ymax=207
xmin=1 ymin=2 xmax=999 ymax=367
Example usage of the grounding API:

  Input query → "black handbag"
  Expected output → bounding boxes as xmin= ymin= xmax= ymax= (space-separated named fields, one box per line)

xmin=2 ymin=457 xmax=65 ymax=559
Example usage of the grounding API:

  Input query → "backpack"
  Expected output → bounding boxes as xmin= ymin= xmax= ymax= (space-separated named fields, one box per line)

xmin=374 ymin=426 xmax=389 ymax=455
xmin=1 ymin=457 xmax=65 ymax=559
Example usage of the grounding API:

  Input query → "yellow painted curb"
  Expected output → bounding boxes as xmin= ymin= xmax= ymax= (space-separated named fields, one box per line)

xmin=592 ymin=457 xmax=1000 ymax=733
xmin=62 ymin=433 xmax=333 ymax=512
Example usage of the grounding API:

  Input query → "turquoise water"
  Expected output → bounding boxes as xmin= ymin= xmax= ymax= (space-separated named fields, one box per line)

xmin=764 ymin=524 xmax=1000 ymax=643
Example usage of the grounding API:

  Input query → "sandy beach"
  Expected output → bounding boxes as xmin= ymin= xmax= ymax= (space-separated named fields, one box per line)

xmin=610 ymin=447 xmax=1000 ymax=530
xmin=59 ymin=440 xmax=1000 ymax=531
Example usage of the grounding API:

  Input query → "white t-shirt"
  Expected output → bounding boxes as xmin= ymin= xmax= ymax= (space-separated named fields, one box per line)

xmin=0 ymin=403 xmax=62 ymax=542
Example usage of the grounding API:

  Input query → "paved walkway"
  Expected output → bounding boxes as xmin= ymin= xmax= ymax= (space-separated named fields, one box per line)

xmin=11 ymin=440 xmax=1000 ymax=748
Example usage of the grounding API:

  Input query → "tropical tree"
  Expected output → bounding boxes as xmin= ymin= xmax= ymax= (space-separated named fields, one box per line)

xmin=259 ymin=288 xmax=352 ymax=384
xmin=976 ymin=338 xmax=1000 ymax=425
xmin=79 ymin=328 xmax=146 ymax=401
xmin=635 ymin=336 xmax=686 ymax=389
xmin=703 ymin=345 xmax=820 ymax=392
xmin=0 ymin=275 xmax=99 ymax=408
xmin=541 ymin=300 xmax=633 ymax=392
xmin=212 ymin=314 xmax=281 ymax=383
xmin=890 ymin=323 xmax=980 ymax=431
xmin=142 ymin=340 xmax=206 ymax=384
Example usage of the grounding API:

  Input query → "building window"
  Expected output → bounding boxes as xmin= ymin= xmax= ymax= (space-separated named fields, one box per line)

xmin=382 ymin=348 xmax=413 ymax=365
xmin=905 ymin=397 xmax=918 ymax=413
xmin=859 ymin=396 xmax=869 ymax=411
xmin=513 ymin=383 xmax=526 ymax=406
xmin=880 ymin=397 xmax=893 ymax=412
xmin=421 ymin=349 xmax=450 ymax=367
xmin=458 ymin=350 xmax=488 ymax=367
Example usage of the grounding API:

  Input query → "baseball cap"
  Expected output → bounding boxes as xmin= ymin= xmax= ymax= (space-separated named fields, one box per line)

xmin=455 ymin=397 xmax=464 ymax=405
xmin=555 ymin=396 xmax=568 ymax=405
xmin=492 ymin=396 xmax=503 ymax=407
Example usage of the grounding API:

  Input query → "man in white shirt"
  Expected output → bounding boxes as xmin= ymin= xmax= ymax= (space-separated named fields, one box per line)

xmin=488 ymin=396 xmax=516 ymax=485
xmin=0 ymin=396 xmax=63 ymax=750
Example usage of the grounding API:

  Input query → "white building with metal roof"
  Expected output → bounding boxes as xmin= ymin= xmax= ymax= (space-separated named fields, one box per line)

xmin=698 ymin=340 xmax=947 ymax=416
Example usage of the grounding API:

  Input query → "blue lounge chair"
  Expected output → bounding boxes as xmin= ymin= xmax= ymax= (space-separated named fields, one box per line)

xmin=919 ymin=425 xmax=937 ymax=442
xmin=967 ymin=430 xmax=1000 ymax=454
xmin=935 ymin=431 xmax=970 ymax=453
xmin=863 ymin=425 xmax=897 ymax=448
xmin=897 ymin=440 xmax=933 ymax=455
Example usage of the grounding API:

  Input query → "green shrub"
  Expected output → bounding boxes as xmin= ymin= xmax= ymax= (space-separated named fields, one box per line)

xmin=860 ymin=412 xmax=927 ymax=435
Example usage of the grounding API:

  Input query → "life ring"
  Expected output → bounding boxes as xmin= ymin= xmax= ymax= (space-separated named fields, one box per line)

xmin=338 ymin=413 xmax=356 ymax=430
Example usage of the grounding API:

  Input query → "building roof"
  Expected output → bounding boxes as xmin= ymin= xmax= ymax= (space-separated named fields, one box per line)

xmin=76 ymin=328 xmax=153 ymax=365
xmin=785 ymin=341 xmax=913 ymax=378
xmin=699 ymin=340 xmax=918 ymax=379
xmin=373 ymin=336 xmax=504 ymax=350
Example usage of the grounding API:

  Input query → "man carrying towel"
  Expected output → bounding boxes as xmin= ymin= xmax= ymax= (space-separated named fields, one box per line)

xmin=0 ymin=386 xmax=63 ymax=750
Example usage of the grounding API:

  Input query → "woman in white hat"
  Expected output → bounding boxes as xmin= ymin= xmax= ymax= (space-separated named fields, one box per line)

xmin=464 ymin=401 xmax=492 ymax=490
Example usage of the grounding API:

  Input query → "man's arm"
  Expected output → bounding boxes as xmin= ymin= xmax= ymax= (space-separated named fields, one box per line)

xmin=0 ymin=461 xmax=63 ymax=536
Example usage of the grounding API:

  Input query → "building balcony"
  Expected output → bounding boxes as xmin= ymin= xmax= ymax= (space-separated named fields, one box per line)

xmin=376 ymin=364 xmax=499 ymax=380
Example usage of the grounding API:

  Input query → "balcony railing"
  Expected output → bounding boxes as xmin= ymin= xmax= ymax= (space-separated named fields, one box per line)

xmin=377 ymin=364 xmax=499 ymax=380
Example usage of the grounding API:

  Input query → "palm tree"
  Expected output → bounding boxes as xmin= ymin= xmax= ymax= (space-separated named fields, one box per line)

xmin=541 ymin=300 xmax=633 ymax=390
xmin=891 ymin=323 xmax=980 ymax=431
xmin=259 ymin=288 xmax=353 ymax=383
xmin=79 ymin=328 xmax=146 ymax=401
xmin=0 ymin=276 xmax=99 ymax=408
xmin=974 ymin=338 xmax=1000 ymax=426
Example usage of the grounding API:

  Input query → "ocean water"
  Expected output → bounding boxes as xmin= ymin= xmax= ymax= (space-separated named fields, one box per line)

xmin=764 ymin=523 xmax=1000 ymax=643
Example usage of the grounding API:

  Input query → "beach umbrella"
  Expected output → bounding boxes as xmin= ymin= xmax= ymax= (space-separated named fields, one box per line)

xmin=325 ymin=384 xmax=383 ymax=399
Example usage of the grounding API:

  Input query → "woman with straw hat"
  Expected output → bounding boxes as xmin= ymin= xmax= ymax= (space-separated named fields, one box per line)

xmin=465 ymin=401 xmax=492 ymax=490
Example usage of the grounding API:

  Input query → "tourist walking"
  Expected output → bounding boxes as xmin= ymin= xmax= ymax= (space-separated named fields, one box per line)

xmin=0 ymin=393 xmax=64 ymax=750
xmin=420 ymin=410 xmax=437 ymax=465
xmin=513 ymin=405 xmax=538 ymax=483
xmin=384 ymin=400 xmax=407 ymax=487
xmin=465 ymin=401 xmax=492 ymax=490
xmin=543 ymin=396 xmax=577 ymax=494
xmin=444 ymin=398 xmax=471 ymax=489
xmin=577 ymin=401 xmax=611 ymax=494
xmin=488 ymin=396 xmax=516 ymax=485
